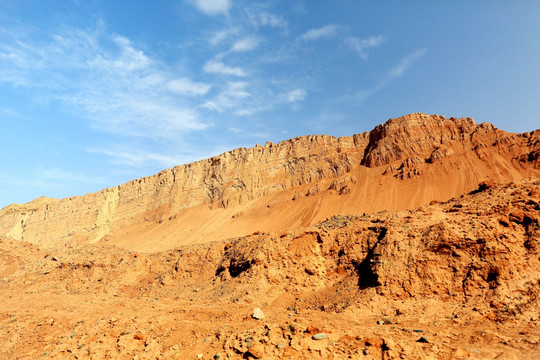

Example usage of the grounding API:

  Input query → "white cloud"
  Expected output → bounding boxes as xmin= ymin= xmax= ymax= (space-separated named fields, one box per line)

xmin=353 ymin=48 xmax=428 ymax=102
xmin=202 ymin=82 xmax=308 ymax=117
xmin=202 ymin=81 xmax=251 ymax=112
xmin=299 ymin=24 xmax=340 ymax=41
xmin=191 ymin=0 xmax=232 ymax=16
xmin=203 ymin=59 xmax=246 ymax=76
xmin=109 ymin=36 xmax=151 ymax=71
xmin=346 ymin=35 xmax=385 ymax=60
xmin=388 ymin=48 xmax=427 ymax=78
xmin=209 ymin=28 xmax=238 ymax=45
xmin=231 ymin=37 xmax=260 ymax=52
xmin=0 ymin=24 xmax=209 ymax=139
xmin=87 ymin=148 xmax=189 ymax=168
xmin=285 ymin=89 xmax=307 ymax=102
xmin=167 ymin=78 xmax=211 ymax=96
xmin=251 ymin=12 xmax=288 ymax=30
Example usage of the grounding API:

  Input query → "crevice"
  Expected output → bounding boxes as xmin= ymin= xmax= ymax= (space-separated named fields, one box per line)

xmin=354 ymin=227 xmax=387 ymax=289
xmin=228 ymin=260 xmax=252 ymax=278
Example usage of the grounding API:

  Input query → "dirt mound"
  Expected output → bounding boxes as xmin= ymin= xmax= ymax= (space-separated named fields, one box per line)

xmin=1 ymin=113 xmax=538 ymax=252
xmin=1 ymin=179 xmax=539 ymax=359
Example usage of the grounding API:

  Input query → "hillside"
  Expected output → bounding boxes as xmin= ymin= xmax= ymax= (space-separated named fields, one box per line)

xmin=1 ymin=113 xmax=538 ymax=252
xmin=1 ymin=178 xmax=539 ymax=359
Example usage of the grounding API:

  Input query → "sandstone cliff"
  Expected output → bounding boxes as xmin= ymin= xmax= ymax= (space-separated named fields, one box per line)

xmin=0 ymin=113 xmax=538 ymax=250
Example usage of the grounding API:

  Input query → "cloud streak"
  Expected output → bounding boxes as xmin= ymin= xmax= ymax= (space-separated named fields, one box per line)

xmin=167 ymin=78 xmax=211 ymax=96
xmin=231 ymin=37 xmax=261 ymax=52
xmin=387 ymin=48 xmax=427 ymax=78
xmin=87 ymin=147 xmax=192 ymax=168
xmin=0 ymin=24 xmax=212 ymax=140
xmin=191 ymin=0 xmax=232 ymax=16
xmin=203 ymin=59 xmax=246 ymax=76
xmin=299 ymin=25 xmax=340 ymax=41
xmin=345 ymin=35 xmax=385 ymax=60
xmin=355 ymin=48 xmax=427 ymax=101
xmin=285 ymin=89 xmax=307 ymax=103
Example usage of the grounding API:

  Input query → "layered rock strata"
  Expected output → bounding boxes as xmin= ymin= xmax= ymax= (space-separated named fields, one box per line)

xmin=0 ymin=113 xmax=538 ymax=249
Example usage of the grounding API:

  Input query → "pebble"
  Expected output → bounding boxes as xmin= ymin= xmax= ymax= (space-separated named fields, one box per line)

xmin=276 ymin=342 xmax=285 ymax=349
xmin=417 ymin=336 xmax=429 ymax=343
xmin=213 ymin=354 xmax=221 ymax=360
xmin=133 ymin=332 xmax=145 ymax=340
xmin=247 ymin=343 xmax=265 ymax=358
xmin=363 ymin=349 xmax=369 ymax=355
xmin=195 ymin=355 xmax=203 ymax=359
xmin=251 ymin=308 xmax=265 ymax=320
xmin=312 ymin=333 xmax=327 ymax=340
xmin=413 ymin=329 xmax=424 ymax=333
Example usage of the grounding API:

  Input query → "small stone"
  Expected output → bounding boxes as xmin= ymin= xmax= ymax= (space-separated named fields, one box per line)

xmin=195 ymin=355 xmax=203 ymax=359
xmin=213 ymin=354 xmax=221 ymax=360
xmin=377 ymin=320 xmax=383 ymax=325
xmin=133 ymin=332 xmax=145 ymax=340
xmin=413 ymin=329 xmax=424 ymax=333
xmin=247 ymin=343 xmax=265 ymax=358
xmin=312 ymin=333 xmax=327 ymax=340
xmin=363 ymin=348 xmax=369 ymax=355
xmin=383 ymin=338 xmax=395 ymax=350
xmin=417 ymin=336 xmax=429 ymax=343
xmin=276 ymin=342 xmax=285 ymax=349
xmin=251 ymin=308 xmax=265 ymax=320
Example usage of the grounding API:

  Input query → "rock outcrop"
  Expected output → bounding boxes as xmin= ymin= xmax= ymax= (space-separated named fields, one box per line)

xmin=1 ymin=179 xmax=539 ymax=359
xmin=0 ymin=113 xmax=538 ymax=250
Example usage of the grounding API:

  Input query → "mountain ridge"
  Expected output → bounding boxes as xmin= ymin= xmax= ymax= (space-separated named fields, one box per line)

xmin=1 ymin=113 xmax=538 ymax=250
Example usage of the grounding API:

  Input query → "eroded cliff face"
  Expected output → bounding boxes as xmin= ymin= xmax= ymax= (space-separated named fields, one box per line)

xmin=0 ymin=113 xmax=538 ymax=249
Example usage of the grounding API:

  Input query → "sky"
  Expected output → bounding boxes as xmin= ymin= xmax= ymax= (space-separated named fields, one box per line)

xmin=0 ymin=1 xmax=539 ymax=208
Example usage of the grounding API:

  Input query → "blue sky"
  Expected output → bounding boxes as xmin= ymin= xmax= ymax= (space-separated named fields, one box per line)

xmin=0 ymin=1 xmax=539 ymax=208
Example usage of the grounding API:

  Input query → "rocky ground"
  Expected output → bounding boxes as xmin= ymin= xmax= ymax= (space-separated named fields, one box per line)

xmin=1 ymin=178 xmax=539 ymax=359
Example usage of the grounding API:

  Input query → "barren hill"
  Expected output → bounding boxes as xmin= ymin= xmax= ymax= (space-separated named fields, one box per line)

xmin=1 ymin=113 xmax=540 ymax=359
xmin=1 ymin=113 xmax=538 ymax=252
xmin=1 ymin=178 xmax=539 ymax=359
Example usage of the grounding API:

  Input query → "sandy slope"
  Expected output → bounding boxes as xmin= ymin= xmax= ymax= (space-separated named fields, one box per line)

xmin=1 ymin=179 xmax=539 ymax=359
xmin=1 ymin=113 xmax=539 ymax=359
xmin=1 ymin=114 xmax=539 ymax=252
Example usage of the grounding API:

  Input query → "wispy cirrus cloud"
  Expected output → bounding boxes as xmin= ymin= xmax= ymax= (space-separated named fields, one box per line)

xmin=299 ymin=24 xmax=340 ymax=41
xmin=209 ymin=28 xmax=238 ymax=45
xmin=345 ymin=35 xmax=385 ymax=60
xmin=87 ymin=147 xmax=193 ymax=168
xmin=284 ymin=89 xmax=307 ymax=103
xmin=355 ymin=48 xmax=427 ymax=101
xmin=248 ymin=11 xmax=288 ymax=31
xmin=387 ymin=48 xmax=427 ymax=78
xmin=203 ymin=59 xmax=246 ymax=76
xmin=201 ymin=81 xmax=251 ymax=112
xmin=231 ymin=37 xmax=261 ymax=52
xmin=0 ymin=23 xmax=209 ymax=139
xmin=201 ymin=81 xmax=307 ymax=117
xmin=258 ymin=12 xmax=287 ymax=29
xmin=167 ymin=78 xmax=211 ymax=96
xmin=190 ymin=0 xmax=232 ymax=16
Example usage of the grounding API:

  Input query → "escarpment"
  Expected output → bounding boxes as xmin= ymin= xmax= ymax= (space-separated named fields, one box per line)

xmin=0 ymin=113 xmax=538 ymax=250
